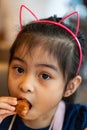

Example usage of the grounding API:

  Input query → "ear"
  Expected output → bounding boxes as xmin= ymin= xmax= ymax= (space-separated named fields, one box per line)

xmin=64 ymin=75 xmax=82 ymax=97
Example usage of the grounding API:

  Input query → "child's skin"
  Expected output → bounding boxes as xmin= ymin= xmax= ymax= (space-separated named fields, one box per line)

xmin=0 ymin=43 xmax=81 ymax=129
xmin=0 ymin=97 xmax=17 ymax=123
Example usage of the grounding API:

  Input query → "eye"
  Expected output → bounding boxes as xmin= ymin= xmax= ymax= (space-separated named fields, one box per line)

xmin=40 ymin=73 xmax=51 ymax=80
xmin=15 ymin=67 xmax=24 ymax=74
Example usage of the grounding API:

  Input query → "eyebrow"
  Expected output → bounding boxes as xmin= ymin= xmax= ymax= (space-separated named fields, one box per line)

xmin=12 ymin=56 xmax=25 ymax=63
xmin=36 ymin=64 xmax=58 ymax=71
xmin=12 ymin=56 xmax=58 ymax=71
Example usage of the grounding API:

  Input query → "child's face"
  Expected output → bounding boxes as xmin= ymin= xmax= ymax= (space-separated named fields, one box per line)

xmin=8 ymin=45 xmax=66 ymax=123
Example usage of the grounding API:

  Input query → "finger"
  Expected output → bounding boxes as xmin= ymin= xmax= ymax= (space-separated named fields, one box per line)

xmin=0 ymin=102 xmax=16 ymax=111
xmin=0 ymin=109 xmax=16 ymax=115
xmin=0 ymin=97 xmax=17 ymax=105
xmin=84 ymin=128 xmax=87 ymax=130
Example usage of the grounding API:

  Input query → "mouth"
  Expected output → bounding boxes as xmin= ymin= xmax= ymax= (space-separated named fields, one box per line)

xmin=17 ymin=97 xmax=32 ymax=109
xmin=15 ymin=98 xmax=32 ymax=118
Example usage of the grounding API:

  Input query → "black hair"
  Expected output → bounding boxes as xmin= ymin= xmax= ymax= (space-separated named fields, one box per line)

xmin=9 ymin=16 xmax=86 ymax=83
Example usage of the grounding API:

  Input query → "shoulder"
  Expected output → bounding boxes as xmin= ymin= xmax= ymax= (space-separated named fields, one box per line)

xmin=0 ymin=115 xmax=13 ymax=129
xmin=63 ymin=102 xmax=87 ymax=130
xmin=0 ymin=115 xmax=21 ymax=129
xmin=0 ymin=115 xmax=33 ymax=130
xmin=65 ymin=101 xmax=87 ymax=115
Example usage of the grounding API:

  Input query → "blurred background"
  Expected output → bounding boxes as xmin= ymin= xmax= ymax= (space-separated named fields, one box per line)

xmin=0 ymin=0 xmax=87 ymax=104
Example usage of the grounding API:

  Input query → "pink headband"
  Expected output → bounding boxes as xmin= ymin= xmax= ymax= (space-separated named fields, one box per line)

xmin=19 ymin=5 xmax=82 ymax=75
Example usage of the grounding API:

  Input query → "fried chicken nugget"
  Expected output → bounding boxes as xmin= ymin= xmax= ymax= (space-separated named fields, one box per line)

xmin=15 ymin=99 xmax=29 ymax=117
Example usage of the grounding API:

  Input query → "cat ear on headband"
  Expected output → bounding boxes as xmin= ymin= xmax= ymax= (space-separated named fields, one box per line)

xmin=58 ymin=11 xmax=80 ymax=37
xmin=19 ymin=4 xmax=79 ymax=37
xmin=19 ymin=4 xmax=82 ymax=75
xmin=19 ymin=5 xmax=39 ymax=30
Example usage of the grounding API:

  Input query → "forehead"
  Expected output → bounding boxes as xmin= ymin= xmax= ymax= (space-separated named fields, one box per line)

xmin=13 ymin=32 xmax=56 ymax=57
xmin=14 ymin=44 xmax=56 ymax=62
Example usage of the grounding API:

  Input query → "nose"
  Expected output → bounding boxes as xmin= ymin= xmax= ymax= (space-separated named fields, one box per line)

xmin=19 ymin=75 xmax=34 ymax=93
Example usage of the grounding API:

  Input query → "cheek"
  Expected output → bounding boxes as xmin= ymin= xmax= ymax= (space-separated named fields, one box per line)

xmin=8 ymin=73 xmax=18 ymax=96
xmin=35 ymin=87 xmax=64 ymax=113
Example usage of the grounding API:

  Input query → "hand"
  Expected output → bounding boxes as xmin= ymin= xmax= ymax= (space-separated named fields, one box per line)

xmin=0 ymin=96 xmax=17 ymax=123
xmin=84 ymin=128 xmax=87 ymax=130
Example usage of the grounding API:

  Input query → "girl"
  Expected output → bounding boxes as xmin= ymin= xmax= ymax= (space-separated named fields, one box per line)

xmin=0 ymin=13 xmax=87 ymax=130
